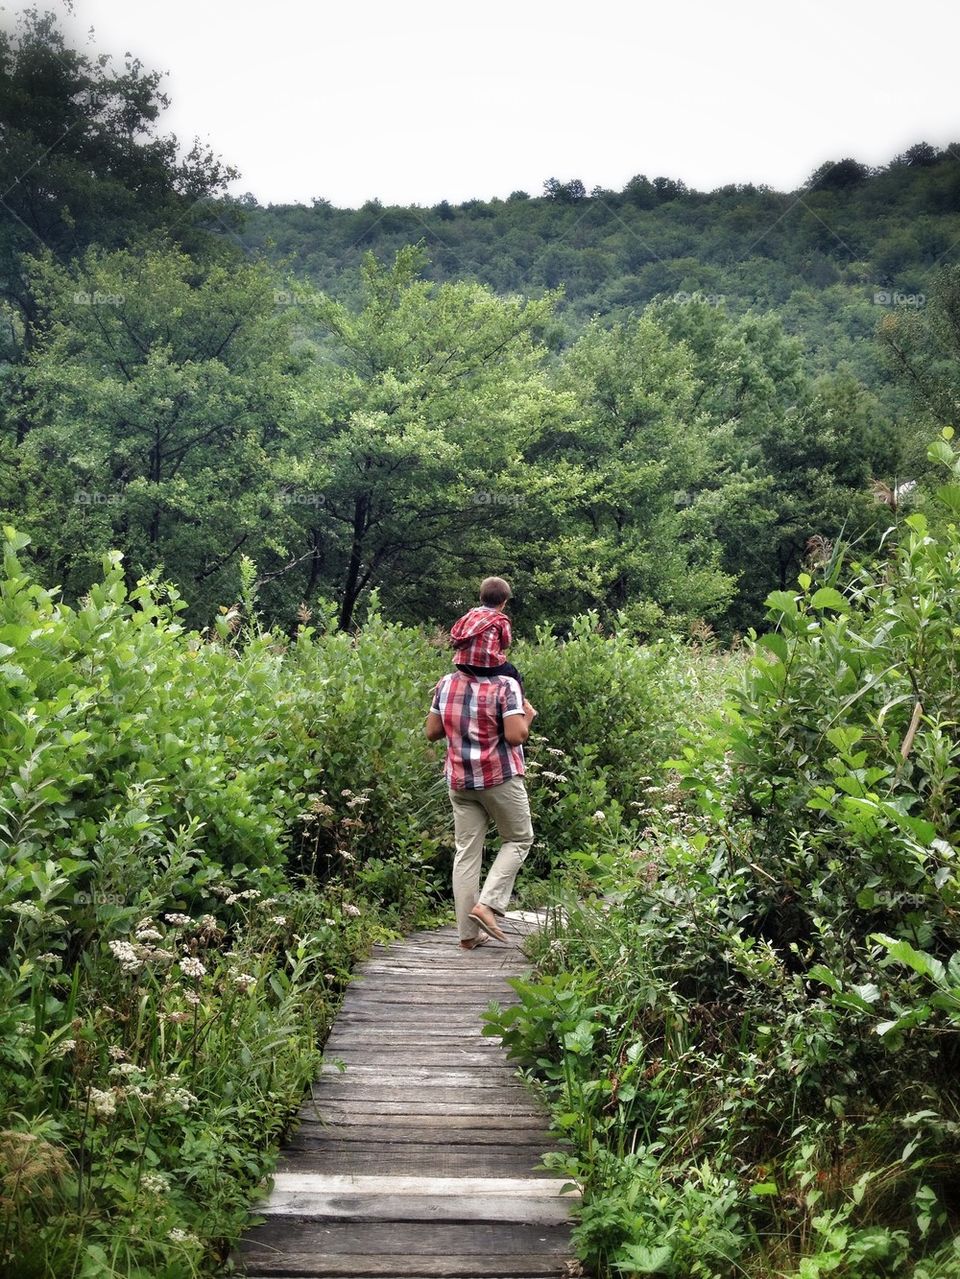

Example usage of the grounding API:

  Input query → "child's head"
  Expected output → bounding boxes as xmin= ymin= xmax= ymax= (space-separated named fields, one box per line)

xmin=479 ymin=576 xmax=512 ymax=609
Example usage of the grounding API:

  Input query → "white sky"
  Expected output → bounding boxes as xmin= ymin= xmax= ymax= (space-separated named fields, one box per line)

xmin=10 ymin=0 xmax=960 ymax=208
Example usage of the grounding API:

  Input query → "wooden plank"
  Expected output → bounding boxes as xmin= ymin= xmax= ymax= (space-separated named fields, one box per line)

xmin=317 ymin=1069 xmax=526 ymax=1089
xmin=259 ymin=1192 xmax=574 ymax=1224
xmin=237 ymin=1218 xmax=571 ymax=1260
xmin=285 ymin=1124 xmax=552 ymax=1147
xmin=263 ymin=1176 xmax=574 ymax=1197
xmin=275 ymin=1145 xmax=555 ymax=1176
xmin=310 ymin=1086 xmax=535 ymax=1106
xmin=301 ymin=1099 xmax=543 ymax=1118
xmin=321 ymin=1051 xmax=510 ymax=1067
xmin=239 ymin=1259 xmax=568 ymax=1277
xmin=294 ymin=1109 xmax=545 ymax=1128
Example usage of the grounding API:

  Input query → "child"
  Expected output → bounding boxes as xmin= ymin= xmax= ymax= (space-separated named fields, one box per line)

xmin=450 ymin=576 xmax=525 ymax=693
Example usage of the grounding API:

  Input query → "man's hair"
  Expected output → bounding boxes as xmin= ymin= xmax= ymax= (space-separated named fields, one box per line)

xmin=479 ymin=576 xmax=512 ymax=606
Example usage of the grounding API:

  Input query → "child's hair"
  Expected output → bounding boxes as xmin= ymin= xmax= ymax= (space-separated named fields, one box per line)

xmin=479 ymin=576 xmax=512 ymax=607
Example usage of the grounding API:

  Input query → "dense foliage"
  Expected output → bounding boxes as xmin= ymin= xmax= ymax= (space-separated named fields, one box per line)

xmin=0 ymin=521 xmax=714 ymax=1275
xmin=488 ymin=432 xmax=960 ymax=1277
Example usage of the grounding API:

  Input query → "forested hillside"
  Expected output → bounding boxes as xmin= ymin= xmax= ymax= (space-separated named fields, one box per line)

xmin=238 ymin=145 xmax=960 ymax=400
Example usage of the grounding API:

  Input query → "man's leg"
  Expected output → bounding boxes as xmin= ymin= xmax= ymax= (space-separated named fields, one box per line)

xmin=449 ymin=786 xmax=491 ymax=941
xmin=475 ymin=776 xmax=534 ymax=918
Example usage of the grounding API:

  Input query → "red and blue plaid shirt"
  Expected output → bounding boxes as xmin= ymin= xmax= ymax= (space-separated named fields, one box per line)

xmin=430 ymin=671 xmax=526 ymax=790
xmin=449 ymin=606 xmax=511 ymax=669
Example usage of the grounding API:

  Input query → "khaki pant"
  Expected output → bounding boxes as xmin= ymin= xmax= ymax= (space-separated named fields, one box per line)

xmin=449 ymin=775 xmax=534 ymax=941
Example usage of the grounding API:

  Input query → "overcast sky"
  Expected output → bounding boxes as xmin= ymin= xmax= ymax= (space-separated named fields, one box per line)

xmin=11 ymin=0 xmax=960 ymax=208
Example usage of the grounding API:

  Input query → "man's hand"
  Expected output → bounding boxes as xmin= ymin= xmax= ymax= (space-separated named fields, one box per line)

xmin=523 ymin=698 xmax=537 ymax=722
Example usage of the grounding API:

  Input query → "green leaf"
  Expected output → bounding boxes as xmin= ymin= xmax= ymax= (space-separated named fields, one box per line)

xmin=811 ymin=587 xmax=848 ymax=611
xmin=765 ymin=590 xmax=799 ymax=616
xmin=758 ymin=632 xmax=788 ymax=663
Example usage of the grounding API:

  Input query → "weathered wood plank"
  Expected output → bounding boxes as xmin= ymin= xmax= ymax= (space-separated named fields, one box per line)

xmin=286 ymin=1123 xmax=552 ymax=1147
xmin=237 ymin=1218 xmax=571 ymax=1259
xmin=295 ymin=1109 xmax=545 ymax=1128
xmin=321 ymin=1050 xmax=510 ymax=1067
xmin=259 ymin=1192 xmax=574 ymax=1224
xmin=301 ymin=1099 xmax=543 ymax=1118
xmin=274 ymin=1145 xmax=555 ymax=1177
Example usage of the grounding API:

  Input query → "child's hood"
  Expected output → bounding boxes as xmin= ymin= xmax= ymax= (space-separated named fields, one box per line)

xmin=450 ymin=606 xmax=502 ymax=647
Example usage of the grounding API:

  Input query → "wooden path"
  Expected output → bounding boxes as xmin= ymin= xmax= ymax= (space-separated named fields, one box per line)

xmin=234 ymin=911 xmax=580 ymax=1278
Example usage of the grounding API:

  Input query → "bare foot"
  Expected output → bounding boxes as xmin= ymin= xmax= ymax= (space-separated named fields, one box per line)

xmin=469 ymin=903 xmax=506 ymax=941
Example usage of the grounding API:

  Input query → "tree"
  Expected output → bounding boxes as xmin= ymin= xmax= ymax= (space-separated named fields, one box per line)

xmin=530 ymin=314 xmax=735 ymax=632
xmin=287 ymin=246 xmax=560 ymax=630
xmin=0 ymin=7 xmax=239 ymax=359
xmin=807 ymin=158 xmax=870 ymax=190
xmin=11 ymin=239 xmax=296 ymax=621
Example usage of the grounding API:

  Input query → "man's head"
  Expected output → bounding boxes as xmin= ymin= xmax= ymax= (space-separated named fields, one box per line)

xmin=479 ymin=576 xmax=512 ymax=609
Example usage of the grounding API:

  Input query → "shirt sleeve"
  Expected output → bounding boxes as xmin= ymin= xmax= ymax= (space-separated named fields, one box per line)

xmin=499 ymin=676 xmax=524 ymax=717
xmin=500 ymin=615 xmax=512 ymax=649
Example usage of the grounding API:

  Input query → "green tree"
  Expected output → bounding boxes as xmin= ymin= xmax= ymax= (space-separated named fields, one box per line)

xmin=11 ymin=238 xmax=296 ymax=621
xmin=530 ymin=313 xmax=735 ymax=633
xmin=279 ymin=245 xmax=560 ymax=630
xmin=0 ymin=7 xmax=238 ymax=360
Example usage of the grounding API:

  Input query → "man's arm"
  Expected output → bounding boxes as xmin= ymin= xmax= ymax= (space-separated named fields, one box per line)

xmin=425 ymin=710 xmax=446 ymax=742
xmin=503 ymin=698 xmax=536 ymax=746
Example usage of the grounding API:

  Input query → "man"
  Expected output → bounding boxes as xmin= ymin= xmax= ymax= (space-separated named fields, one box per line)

xmin=425 ymin=612 xmax=537 ymax=949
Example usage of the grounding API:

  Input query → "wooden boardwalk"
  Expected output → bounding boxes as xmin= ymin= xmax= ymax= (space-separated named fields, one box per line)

xmin=233 ymin=911 xmax=579 ymax=1278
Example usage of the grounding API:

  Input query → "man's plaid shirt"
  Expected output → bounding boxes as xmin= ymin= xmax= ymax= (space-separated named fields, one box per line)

xmin=430 ymin=671 xmax=526 ymax=790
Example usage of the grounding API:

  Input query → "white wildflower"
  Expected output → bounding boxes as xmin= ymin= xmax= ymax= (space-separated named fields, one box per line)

xmin=141 ymin=1172 xmax=169 ymax=1194
xmin=592 ymin=810 xmax=606 ymax=823
xmin=167 ymin=1227 xmax=199 ymax=1244
xmin=108 ymin=1046 xmax=128 ymax=1061
xmin=165 ymin=1086 xmax=198 ymax=1112
xmin=88 ymin=1087 xmax=118 ymax=1119
xmin=182 ymin=990 xmax=201 ymax=1007
xmin=179 ymin=956 xmax=206 ymax=979
xmin=270 ymin=915 xmax=287 ymax=927
xmin=164 ymin=913 xmax=191 ymax=926
xmin=51 ymin=1038 xmax=76 ymax=1058
xmin=37 ymin=951 xmax=60 ymax=964
xmin=9 ymin=902 xmax=44 ymax=923
xmin=135 ymin=927 xmax=163 ymax=942
xmin=342 ymin=903 xmax=361 ymax=918
xmin=108 ymin=940 xmax=144 ymax=974
xmin=231 ymin=972 xmax=257 ymax=993
xmin=109 ymin=1062 xmax=145 ymax=1079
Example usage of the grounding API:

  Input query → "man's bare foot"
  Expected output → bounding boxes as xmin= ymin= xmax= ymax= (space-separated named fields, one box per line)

xmin=469 ymin=903 xmax=506 ymax=941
